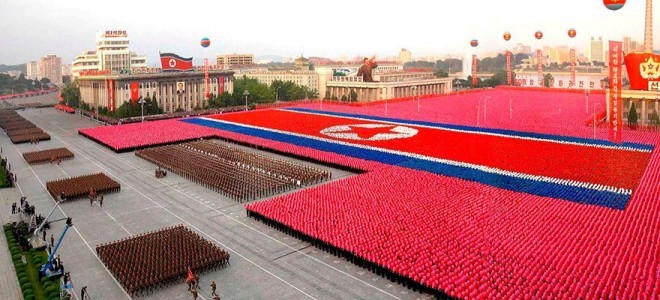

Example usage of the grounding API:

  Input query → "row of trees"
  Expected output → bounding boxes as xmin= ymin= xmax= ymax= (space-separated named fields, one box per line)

xmin=207 ymin=76 xmax=319 ymax=108
xmin=0 ymin=73 xmax=51 ymax=95
xmin=627 ymin=105 xmax=660 ymax=128
xmin=404 ymin=53 xmax=531 ymax=75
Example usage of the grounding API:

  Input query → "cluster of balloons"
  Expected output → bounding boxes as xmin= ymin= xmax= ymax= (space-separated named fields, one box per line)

xmin=470 ymin=1 xmax=623 ymax=47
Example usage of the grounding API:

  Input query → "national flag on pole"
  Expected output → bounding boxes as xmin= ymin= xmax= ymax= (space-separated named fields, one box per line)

xmin=160 ymin=52 xmax=194 ymax=72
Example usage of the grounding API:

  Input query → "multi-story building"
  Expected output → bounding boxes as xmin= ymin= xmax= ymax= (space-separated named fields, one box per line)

xmin=61 ymin=64 xmax=72 ymax=77
xmin=76 ymin=70 xmax=234 ymax=113
xmin=623 ymin=36 xmax=632 ymax=54
xmin=514 ymin=44 xmax=532 ymax=55
xmin=589 ymin=37 xmax=604 ymax=63
xmin=72 ymin=30 xmax=148 ymax=78
xmin=326 ymin=72 xmax=452 ymax=102
xmin=26 ymin=61 xmax=40 ymax=80
xmin=40 ymin=54 xmax=62 ymax=85
xmin=217 ymin=54 xmax=254 ymax=69
xmin=547 ymin=46 xmax=570 ymax=64
xmin=399 ymin=48 xmax=412 ymax=64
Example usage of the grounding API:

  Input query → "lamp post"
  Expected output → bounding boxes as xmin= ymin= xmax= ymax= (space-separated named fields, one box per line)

xmin=243 ymin=90 xmax=250 ymax=111
xmin=413 ymin=86 xmax=419 ymax=112
xmin=276 ymin=86 xmax=280 ymax=102
xmin=138 ymin=98 xmax=146 ymax=122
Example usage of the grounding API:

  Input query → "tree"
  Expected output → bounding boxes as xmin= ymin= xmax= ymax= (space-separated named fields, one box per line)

xmin=60 ymin=82 xmax=80 ymax=108
xmin=649 ymin=109 xmax=660 ymax=128
xmin=323 ymin=90 xmax=330 ymax=100
xmin=434 ymin=69 xmax=449 ymax=78
xmin=341 ymin=95 xmax=348 ymax=102
xmin=628 ymin=103 xmax=638 ymax=128
xmin=349 ymin=89 xmax=358 ymax=102
xmin=543 ymin=73 xmax=554 ymax=87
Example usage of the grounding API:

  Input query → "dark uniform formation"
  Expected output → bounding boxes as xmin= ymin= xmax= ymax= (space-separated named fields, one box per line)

xmin=136 ymin=140 xmax=331 ymax=202
xmin=22 ymin=147 xmax=75 ymax=165
xmin=96 ymin=225 xmax=230 ymax=297
xmin=0 ymin=110 xmax=51 ymax=144
xmin=45 ymin=173 xmax=120 ymax=202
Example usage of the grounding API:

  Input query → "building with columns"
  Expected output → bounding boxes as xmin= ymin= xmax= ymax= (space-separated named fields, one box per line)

xmin=76 ymin=70 xmax=234 ymax=113
xmin=608 ymin=90 xmax=660 ymax=126
xmin=326 ymin=72 xmax=452 ymax=102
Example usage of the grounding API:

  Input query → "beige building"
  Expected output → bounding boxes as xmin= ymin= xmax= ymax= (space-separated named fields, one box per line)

xmin=547 ymin=46 xmax=570 ymax=64
xmin=326 ymin=72 xmax=452 ymax=102
xmin=40 ymin=54 xmax=62 ymax=85
xmin=399 ymin=48 xmax=412 ymax=64
xmin=72 ymin=30 xmax=148 ymax=78
xmin=217 ymin=54 xmax=254 ymax=69
xmin=26 ymin=61 xmax=40 ymax=80
xmin=608 ymin=90 xmax=660 ymax=126
xmin=76 ymin=70 xmax=234 ymax=113
xmin=589 ymin=37 xmax=604 ymax=63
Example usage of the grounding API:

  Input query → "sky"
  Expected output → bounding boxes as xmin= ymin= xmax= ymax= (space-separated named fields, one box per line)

xmin=0 ymin=0 xmax=657 ymax=66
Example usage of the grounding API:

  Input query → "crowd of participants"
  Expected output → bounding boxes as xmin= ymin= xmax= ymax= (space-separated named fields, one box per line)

xmin=54 ymin=103 xmax=75 ymax=113
xmin=0 ymin=110 xmax=50 ymax=144
xmin=46 ymin=173 xmax=120 ymax=202
xmin=136 ymin=140 xmax=331 ymax=202
xmin=22 ymin=147 xmax=74 ymax=165
xmin=96 ymin=225 xmax=230 ymax=296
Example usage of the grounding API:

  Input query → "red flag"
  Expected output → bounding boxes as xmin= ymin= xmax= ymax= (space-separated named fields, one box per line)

xmin=130 ymin=82 xmax=139 ymax=103
xmin=609 ymin=41 xmax=623 ymax=144
xmin=624 ymin=52 xmax=660 ymax=90
xmin=471 ymin=55 xmax=478 ymax=86
xmin=570 ymin=48 xmax=576 ymax=87
xmin=506 ymin=51 xmax=512 ymax=85
xmin=218 ymin=77 xmax=225 ymax=94
xmin=536 ymin=50 xmax=543 ymax=87
xmin=160 ymin=53 xmax=194 ymax=72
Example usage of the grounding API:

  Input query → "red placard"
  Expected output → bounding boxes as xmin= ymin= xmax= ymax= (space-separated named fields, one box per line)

xmin=472 ymin=55 xmax=478 ymax=86
xmin=506 ymin=51 xmax=512 ymax=85
xmin=130 ymin=81 xmax=139 ymax=103
xmin=570 ymin=48 xmax=576 ymax=87
xmin=536 ymin=50 xmax=543 ymax=86
xmin=108 ymin=79 xmax=115 ymax=112
xmin=609 ymin=41 xmax=623 ymax=144
xmin=624 ymin=52 xmax=660 ymax=90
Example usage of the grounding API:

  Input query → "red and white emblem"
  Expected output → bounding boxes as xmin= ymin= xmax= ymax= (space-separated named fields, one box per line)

xmin=169 ymin=58 xmax=177 ymax=68
xmin=320 ymin=124 xmax=418 ymax=141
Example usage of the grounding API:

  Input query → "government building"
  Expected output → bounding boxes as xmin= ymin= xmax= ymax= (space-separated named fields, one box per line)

xmin=326 ymin=72 xmax=452 ymax=101
xmin=76 ymin=68 xmax=234 ymax=113
xmin=72 ymin=30 xmax=147 ymax=78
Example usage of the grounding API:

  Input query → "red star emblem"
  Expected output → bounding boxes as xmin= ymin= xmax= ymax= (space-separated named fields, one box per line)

xmin=335 ymin=125 xmax=397 ymax=139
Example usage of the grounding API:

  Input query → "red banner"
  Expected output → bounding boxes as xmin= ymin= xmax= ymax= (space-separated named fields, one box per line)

xmin=624 ymin=52 xmax=660 ymax=90
xmin=108 ymin=79 xmax=115 ymax=112
xmin=506 ymin=51 xmax=512 ymax=85
xmin=570 ymin=48 xmax=576 ymax=87
xmin=536 ymin=49 xmax=543 ymax=87
xmin=609 ymin=41 xmax=623 ymax=144
xmin=472 ymin=55 xmax=478 ymax=86
xmin=204 ymin=58 xmax=210 ymax=99
xmin=130 ymin=81 xmax=139 ymax=103
xmin=218 ymin=77 xmax=225 ymax=94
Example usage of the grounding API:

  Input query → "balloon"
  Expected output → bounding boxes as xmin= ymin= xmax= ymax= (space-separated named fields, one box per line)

xmin=470 ymin=39 xmax=479 ymax=47
xmin=200 ymin=37 xmax=211 ymax=48
xmin=603 ymin=0 xmax=626 ymax=11
xmin=503 ymin=32 xmax=511 ymax=41
xmin=568 ymin=28 xmax=577 ymax=38
xmin=535 ymin=31 xmax=543 ymax=40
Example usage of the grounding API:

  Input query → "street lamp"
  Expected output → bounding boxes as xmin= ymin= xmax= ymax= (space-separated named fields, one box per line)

xmin=413 ymin=86 xmax=419 ymax=112
xmin=138 ymin=98 xmax=146 ymax=122
xmin=276 ymin=86 xmax=280 ymax=102
xmin=243 ymin=90 xmax=250 ymax=111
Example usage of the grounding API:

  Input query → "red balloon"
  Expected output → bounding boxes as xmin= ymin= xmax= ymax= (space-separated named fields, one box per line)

xmin=603 ymin=0 xmax=626 ymax=11
xmin=470 ymin=39 xmax=479 ymax=47
xmin=568 ymin=28 xmax=577 ymax=38
xmin=503 ymin=32 xmax=511 ymax=41
xmin=535 ymin=31 xmax=543 ymax=40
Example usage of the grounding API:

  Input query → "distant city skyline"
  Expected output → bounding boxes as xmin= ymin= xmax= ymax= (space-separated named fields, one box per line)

xmin=1 ymin=0 xmax=658 ymax=66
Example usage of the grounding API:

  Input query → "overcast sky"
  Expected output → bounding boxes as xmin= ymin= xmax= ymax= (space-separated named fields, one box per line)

xmin=0 ymin=0 xmax=657 ymax=65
